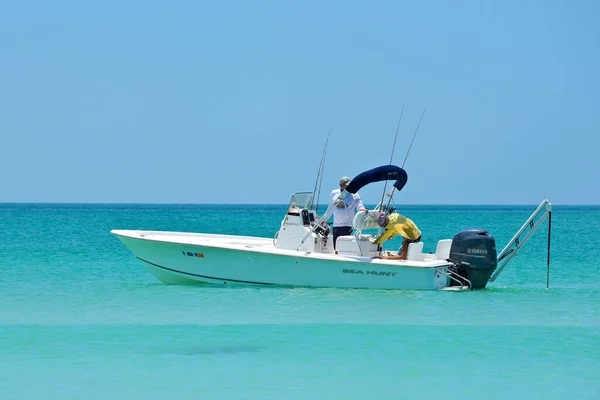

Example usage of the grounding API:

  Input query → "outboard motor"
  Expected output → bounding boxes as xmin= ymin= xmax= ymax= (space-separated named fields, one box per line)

xmin=448 ymin=229 xmax=497 ymax=289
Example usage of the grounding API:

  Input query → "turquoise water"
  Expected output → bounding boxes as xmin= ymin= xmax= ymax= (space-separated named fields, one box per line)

xmin=1 ymin=204 xmax=599 ymax=399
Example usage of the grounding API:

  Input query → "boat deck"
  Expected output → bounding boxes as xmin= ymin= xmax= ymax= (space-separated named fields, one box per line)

xmin=111 ymin=230 xmax=450 ymax=269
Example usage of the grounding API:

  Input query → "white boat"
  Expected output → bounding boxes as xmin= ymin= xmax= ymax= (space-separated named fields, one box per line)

xmin=112 ymin=165 xmax=553 ymax=290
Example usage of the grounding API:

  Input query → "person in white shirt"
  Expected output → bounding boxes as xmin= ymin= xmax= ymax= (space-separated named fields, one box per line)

xmin=329 ymin=176 xmax=367 ymax=250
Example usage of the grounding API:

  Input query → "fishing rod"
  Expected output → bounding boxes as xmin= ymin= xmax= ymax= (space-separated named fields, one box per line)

xmin=378 ymin=105 xmax=405 ymax=209
xmin=389 ymin=105 xmax=405 ymax=165
xmin=315 ymin=129 xmax=332 ymax=213
xmin=311 ymin=128 xmax=332 ymax=212
xmin=376 ymin=108 xmax=426 ymax=210
xmin=402 ymin=108 xmax=425 ymax=168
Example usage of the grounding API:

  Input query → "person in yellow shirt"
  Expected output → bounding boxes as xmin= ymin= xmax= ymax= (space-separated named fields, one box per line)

xmin=374 ymin=213 xmax=422 ymax=260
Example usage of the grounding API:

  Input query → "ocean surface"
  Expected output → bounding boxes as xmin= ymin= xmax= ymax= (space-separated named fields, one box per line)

xmin=1 ymin=203 xmax=599 ymax=399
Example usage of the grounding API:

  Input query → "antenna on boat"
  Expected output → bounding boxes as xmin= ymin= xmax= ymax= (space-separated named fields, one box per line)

xmin=311 ymin=128 xmax=332 ymax=213
xmin=378 ymin=105 xmax=405 ymax=208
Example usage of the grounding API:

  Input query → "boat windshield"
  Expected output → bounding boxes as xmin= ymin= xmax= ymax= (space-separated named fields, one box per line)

xmin=287 ymin=192 xmax=314 ymax=213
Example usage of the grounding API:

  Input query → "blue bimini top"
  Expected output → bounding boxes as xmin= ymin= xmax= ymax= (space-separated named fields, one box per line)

xmin=345 ymin=165 xmax=408 ymax=194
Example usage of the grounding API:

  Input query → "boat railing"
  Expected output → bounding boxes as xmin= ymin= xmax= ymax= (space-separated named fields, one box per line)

xmin=441 ymin=268 xmax=472 ymax=290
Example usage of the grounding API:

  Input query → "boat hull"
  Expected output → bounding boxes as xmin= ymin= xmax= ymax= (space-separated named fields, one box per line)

xmin=113 ymin=230 xmax=450 ymax=290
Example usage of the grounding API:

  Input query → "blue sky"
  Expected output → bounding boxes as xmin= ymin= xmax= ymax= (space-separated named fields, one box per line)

xmin=1 ymin=0 xmax=598 ymax=204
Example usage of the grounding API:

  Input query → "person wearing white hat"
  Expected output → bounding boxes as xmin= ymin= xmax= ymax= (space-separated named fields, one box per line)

xmin=329 ymin=176 xmax=367 ymax=250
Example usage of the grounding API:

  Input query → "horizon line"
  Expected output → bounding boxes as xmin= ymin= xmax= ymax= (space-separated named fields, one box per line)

xmin=0 ymin=201 xmax=597 ymax=207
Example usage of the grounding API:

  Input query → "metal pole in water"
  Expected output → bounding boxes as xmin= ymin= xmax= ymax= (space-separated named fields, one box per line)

xmin=546 ymin=211 xmax=552 ymax=289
